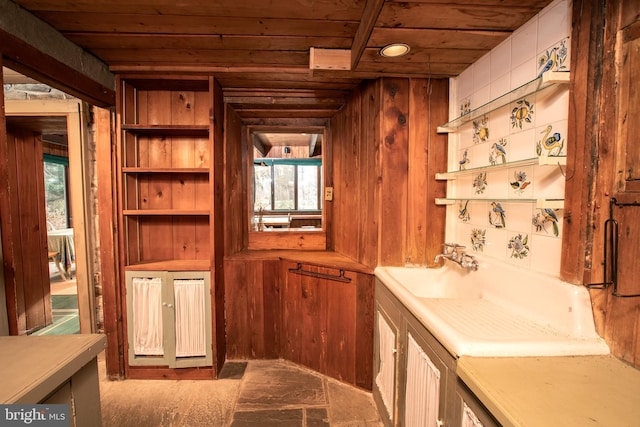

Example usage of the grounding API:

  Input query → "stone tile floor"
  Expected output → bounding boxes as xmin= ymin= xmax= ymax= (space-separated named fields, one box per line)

xmin=99 ymin=353 xmax=383 ymax=427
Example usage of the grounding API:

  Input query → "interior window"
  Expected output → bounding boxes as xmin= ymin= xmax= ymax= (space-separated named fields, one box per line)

xmin=44 ymin=154 xmax=70 ymax=230
xmin=252 ymin=131 xmax=323 ymax=231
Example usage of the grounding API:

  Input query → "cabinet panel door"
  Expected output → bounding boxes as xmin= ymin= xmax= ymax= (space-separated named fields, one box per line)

xmin=405 ymin=332 xmax=441 ymax=427
xmin=126 ymin=270 xmax=212 ymax=368
xmin=170 ymin=271 xmax=212 ymax=368
xmin=126 ymin=271 xmax=168 ymax=366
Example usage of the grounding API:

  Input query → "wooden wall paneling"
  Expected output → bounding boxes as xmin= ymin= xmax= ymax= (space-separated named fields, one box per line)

xmin=223 ymin=105 xmax=245 ymax=255
xmin=1 ymin=127 xmax=24 ymax=334
xmin=224 ymin=258 xmax=281 ymax=359
xmin=0 ymin=59 xmax=8 ymax=336
xmin=330 ymin=79 xmax=381 ymax=269
xmin=278 ymin=260 xmax=373 ymax=389
xmin=261 ymin=260 xmax=280 ymax=359
xmin=359 ymin=81 xmax=381 ymax=270
xmin=15 ymin=130 xmax=51 ymax=331
xmin=332 ymin=91 xmax=357 ymax=258
xmin=224 ymin=259 xmax=253 ymax=358
xmin=299 ymin=265 xmax=326 ymax=373
xmin=421 ymin=79 xmax=448 ymax=266
xmin=355 ymin=272 xmax=374 ymax=389
xmin=1 ymin=127 xmax=51 ymax=334
xmin=212 ymin=77 xmax=226 ymax=374
xmin=560 ymin=0 xmax=605 ymax=285
xmin=280 ymin=260 xmax=303 ymax=362
xmin=95 ymin=106 xmax=125 ymax=378
xmin=324 ymin=267 xmax=356 ymax=384
xmin=329 ymin=96 xmax=346 ymax=255
xmin=406 ymin=79 xmax=430 ymax=265
xmin=379 ymin=78 xmax=409 ymax=266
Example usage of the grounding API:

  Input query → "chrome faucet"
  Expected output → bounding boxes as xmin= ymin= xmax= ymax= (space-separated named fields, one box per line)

xmin=434 ymin=243 xmax=479 ymax=271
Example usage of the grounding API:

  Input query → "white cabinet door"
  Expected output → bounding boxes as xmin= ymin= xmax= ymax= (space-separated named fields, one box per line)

xmin=126 ymin=270 xmax=212 ymax=368
xmin=405 ymin=332 xmax=441 ymax=427
xmin=376 ymin=309 xmax=398 ymax=423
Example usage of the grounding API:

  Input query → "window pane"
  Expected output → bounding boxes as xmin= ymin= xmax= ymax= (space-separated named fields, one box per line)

xmin=297 ymin=165 xmax=319 ymax=210
xmin=254 ymin=165 xmax=272 ymax=211
xmin=44 ymin=161 xmax=67 ymax=229
xmin=273 ymin=165 xmax=295 ymax=210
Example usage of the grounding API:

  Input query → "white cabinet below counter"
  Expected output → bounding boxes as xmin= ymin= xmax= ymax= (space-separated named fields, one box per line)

xmin=374 ymin=278 xmax=499 ymax=427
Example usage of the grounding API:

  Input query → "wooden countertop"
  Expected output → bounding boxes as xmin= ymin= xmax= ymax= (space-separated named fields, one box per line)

xmin=225 ymin=250 xmax=374 ymax=274
xmin=457 ymin=355 xmax=640 ymax=427
xmin=0 ymin=334 xmax=106 ymax=403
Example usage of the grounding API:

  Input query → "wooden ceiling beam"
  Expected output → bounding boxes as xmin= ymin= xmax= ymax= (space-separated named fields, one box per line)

xmin=368 ymin=28 xmax=511 ymax=50
xmin=377 ymin=4 xmax=541 ymax=31
xmin=15 ymin=0 xmax=365 ymax=21
xmin=36 ymin=12 xmax=359 ymax=37
xmin=351 ymin=0 xmax=385 ymax=70
xmin=0 ymin=31 xmax=114 ymax=107
xmin=65 ymin=33 xmax=353 ymax=51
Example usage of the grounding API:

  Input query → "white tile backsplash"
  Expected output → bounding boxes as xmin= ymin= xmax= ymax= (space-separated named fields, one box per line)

xmin=511 ymin=18 xmax=538 ymax=67
xmin=537 ymin=0 xmax=571 ymax=52
xmin=446 ymin=0 xmax=570 ymax=277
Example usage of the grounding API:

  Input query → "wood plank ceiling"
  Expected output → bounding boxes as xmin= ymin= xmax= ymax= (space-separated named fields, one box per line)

xmin=11 ymin=0 xmax=553 ymax=119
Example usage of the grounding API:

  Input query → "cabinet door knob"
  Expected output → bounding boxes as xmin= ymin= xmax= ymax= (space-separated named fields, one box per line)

xmin=436 ymin=419 xmax=444 ymax=427
xmin=392 ymin=348 xmax=397 ymax=354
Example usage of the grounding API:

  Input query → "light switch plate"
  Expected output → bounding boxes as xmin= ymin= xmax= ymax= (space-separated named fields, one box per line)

xmin=324 ymin=186 xmax=334 ymax=201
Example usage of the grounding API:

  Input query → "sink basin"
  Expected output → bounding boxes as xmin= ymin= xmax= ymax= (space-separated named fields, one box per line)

xmin=374 ymin=258 xmax=610 ymax=357
xmin=374 ymin=266 xmax=482 ymax=299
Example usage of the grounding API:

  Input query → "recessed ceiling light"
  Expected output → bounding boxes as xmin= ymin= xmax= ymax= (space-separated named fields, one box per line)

xmin=379 ymin=43 xmax=411 ymax=58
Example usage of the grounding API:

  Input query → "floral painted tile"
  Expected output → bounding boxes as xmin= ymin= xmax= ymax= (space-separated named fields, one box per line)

xmin=460 ymin=99 xmax=471 ymax=116
xmin=473 ymin=172 xmax=487 ymax=194
xmin=473 ymin=116 xmax=489 ymax=144
xmin=511 ymin=98 xmax=534 ymax=129
xmin=509 ymin=166 xmax=534 ymax=198
xmin=470 ymin=228 xmax=486 ymax=252
xmin=508 ymin=233 xmax=530 ymax=259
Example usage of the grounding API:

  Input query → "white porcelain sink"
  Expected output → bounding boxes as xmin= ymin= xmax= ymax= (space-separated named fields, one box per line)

xmin=374 ymin=257 xmax=610 ymax=357
xmin=376 ymin=266 xmax=482 ymax=299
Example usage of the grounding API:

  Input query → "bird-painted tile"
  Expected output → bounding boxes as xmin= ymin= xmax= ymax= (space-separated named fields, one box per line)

xmin=489 ymin=201 xmax=506 ymax=228
xmin=489 ymin=138 xmax=508 ymax=165
xmin=536 ymin=124 xmax=565 ymax=157
xmin=532 ymin=208 xmax=561 ymax=237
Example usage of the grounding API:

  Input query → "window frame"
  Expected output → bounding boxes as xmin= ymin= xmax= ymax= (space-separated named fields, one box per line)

xmin=245 ymin=126 xmax=329 ymax=251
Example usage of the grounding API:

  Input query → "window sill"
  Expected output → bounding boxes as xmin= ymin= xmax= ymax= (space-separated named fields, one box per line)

xmin=247 ymin=230 xmax=326 ymax=251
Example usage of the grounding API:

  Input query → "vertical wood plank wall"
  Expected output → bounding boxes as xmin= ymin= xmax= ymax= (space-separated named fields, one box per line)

xmin=566 ymin=0 xmax=640 ymax=369
xmin=223 ymin=77 xmax=449 ymax=388
xmin=331 ymin=78 xmax=448 ymax=269
xmin=211 ymin=78 xmax=227 ymax=373
xmin=0 ymin=127 xmax=51 ymax=334
xmin=223 ymin=104 xmax=245 ymax=256
xmin=280 ymin=261 xmax=373 ymax=389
